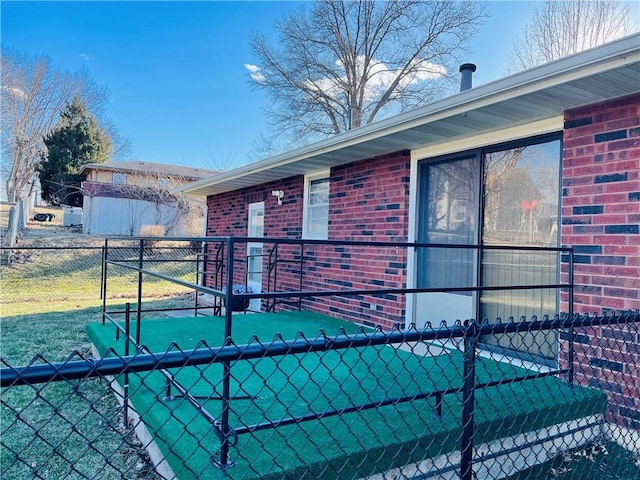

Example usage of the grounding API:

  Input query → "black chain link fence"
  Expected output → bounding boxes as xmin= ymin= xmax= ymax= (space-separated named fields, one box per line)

xmin=1 ymin=237 xmax=639 ymax=479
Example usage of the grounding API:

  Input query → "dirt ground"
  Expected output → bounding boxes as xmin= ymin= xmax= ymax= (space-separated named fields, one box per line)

xmin=15 ymin=205 xmax=102 ymax=247
xmin=0 ymin=203 xmax=12 ymax=232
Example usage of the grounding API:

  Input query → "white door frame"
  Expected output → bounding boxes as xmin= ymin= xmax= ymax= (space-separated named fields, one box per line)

xmin=247 ymin=202 xmax=264 ymax=311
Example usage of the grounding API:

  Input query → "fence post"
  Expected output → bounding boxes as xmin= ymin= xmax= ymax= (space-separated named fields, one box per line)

xmin=136 ymin=239 xmax=144 ymax=344
xmin=567 ymin=249 xmax=575 ymax=387
xmin=101 ymin=239 xmax=108 ymax=324
xmin=567 ymin=328 xmax=575 ymax=387
xmin=100 ymin=242 xmax=106 ymax=300
xmin=195 ymin=247 xmax=202 ymax=315
xmin=298 ymin=242 xmax=304 ymax=311
xmin=123 ymin=302 xmax=131 ymax=427
xmin=219 ymin=237 xmax=235 ymax=468
xmin=460 ymin=320 xmax=478 ymax=480
xmin=198 ymin=240 xmax=208 ymax=315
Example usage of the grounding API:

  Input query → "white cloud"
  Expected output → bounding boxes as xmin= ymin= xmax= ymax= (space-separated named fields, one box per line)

xmin=244 ymin=64 xmax=266 ymax=84
xmin=306 ymin=56 xmax=446 ymax=102
xmin=79 ymin=53 xmax=91 ymax=61
xmin=244 ymin=56 xmax=446 ymax=98
xmin=1 ymin=85 xmax=27 ymax=100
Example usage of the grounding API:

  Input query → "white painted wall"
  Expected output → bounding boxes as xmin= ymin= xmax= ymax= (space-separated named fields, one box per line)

xmin=83 ymin=196 xmax=189 ymax=236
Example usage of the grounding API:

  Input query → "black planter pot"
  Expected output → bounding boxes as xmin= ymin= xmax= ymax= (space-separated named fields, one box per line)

xmin=227 ymin=298 xmax=250 ymax=312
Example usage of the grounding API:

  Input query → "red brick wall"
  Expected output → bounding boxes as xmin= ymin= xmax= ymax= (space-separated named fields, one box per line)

xmin=205 ymin=175 xmax=304 ymax=287
xmin=309 ymin=150 xmax=411 ymax=329
xmin=329 ymin=150 xmax=410 ymax=243
xmin=204 ymin=150 xmax=411 ymax=329
xmin=562 ymin=93 xmax=640 ymax=312
xmin=206 ymin=175 xmax=304 ymax=238
xmin=562 ymin=93 xmax=640 ymax=430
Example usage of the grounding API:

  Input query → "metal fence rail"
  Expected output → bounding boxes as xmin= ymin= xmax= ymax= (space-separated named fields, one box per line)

xmin=99 ymin=236 xmax=575 ymax=330
xmin=2 ymin=312 xmax=639 ymax=479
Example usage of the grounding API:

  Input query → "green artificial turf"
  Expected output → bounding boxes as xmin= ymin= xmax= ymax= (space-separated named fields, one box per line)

xmin=87 ymin=311 xmax=607 ymax=480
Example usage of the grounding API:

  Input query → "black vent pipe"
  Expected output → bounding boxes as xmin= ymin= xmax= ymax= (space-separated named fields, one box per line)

xmin=459 ymin=63 xmax=477 ymax=92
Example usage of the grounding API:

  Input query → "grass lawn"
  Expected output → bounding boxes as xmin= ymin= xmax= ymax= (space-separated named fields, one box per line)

xmin=0 ymin=228 xmax=201 ymax=480
xmin=87 ymin=311 xmax=608 ymax=480
xmin=1 ymin=236 xmax=199 ymax=316
xmin=0 ymin=297 xmax=204 ymax=480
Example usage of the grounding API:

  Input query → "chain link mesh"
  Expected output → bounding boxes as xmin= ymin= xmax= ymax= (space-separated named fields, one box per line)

xmin=2 ymin=239 xmax=639 ymax=479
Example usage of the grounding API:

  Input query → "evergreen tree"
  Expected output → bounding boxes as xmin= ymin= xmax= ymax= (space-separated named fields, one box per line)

xmin=38 ymin=96 xmax=111 ymax=206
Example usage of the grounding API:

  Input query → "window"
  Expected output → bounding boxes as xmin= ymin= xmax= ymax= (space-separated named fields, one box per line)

xmin=112 ymin=173 xmax=126 ymax=185
xmin=303 ymin=171 xmax=330 ymax=239
xmin=416 ymin=134 xmax=561 ymax=360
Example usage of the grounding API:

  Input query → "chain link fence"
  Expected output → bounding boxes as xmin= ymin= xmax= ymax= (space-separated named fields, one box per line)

xmin=1 ymin=240 xmax=202 ymax=311
xmin=1 ymin=237 xmax=639 ymax=479
xmin=1 ymin=238 xmax=206 ymax=479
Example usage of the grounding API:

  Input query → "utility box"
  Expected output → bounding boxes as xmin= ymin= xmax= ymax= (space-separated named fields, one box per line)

xmin=63 ymin=206 xmax=83 ymax=227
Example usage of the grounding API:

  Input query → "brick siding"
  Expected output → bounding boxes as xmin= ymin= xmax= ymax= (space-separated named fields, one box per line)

xmin=205 ymin=175 xmax=304 ymax=288
xmin=313 ymin=150 xmax=411 ymax=329
xmin=205 ymin=150 xmax=411 ymax=329
xmin=562 ymin=92 xmax=640 ymax=429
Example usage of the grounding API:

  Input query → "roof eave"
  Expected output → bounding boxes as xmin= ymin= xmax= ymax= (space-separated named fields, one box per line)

xmin=177 ymin=34 xmax=640 ymax=197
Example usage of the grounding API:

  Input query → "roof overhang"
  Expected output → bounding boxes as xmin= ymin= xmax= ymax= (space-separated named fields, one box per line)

xmin=79 ymin=161 xmax=216 ymax=180
xmin=179 ymin=34 xmax=640 ymax=198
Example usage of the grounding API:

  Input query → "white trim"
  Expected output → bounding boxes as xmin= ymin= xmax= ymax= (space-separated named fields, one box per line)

xmin=247 ymin=202 xmax=264 ymax=309
xmin=405 ymin=117 xmax=563 ymax=327
xmin=365 ymin=415 xmax=603 ymax=480
xmin=411 ymin=116 xmax=563 ymax=162
xmin=405 ymin=154 xmax=420 ymax=328
xmin=302 ymin=169 xmax=330 ymax=240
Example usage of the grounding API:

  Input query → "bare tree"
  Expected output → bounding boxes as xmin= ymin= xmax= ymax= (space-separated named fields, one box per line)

xmin=509 ymin=0 xmax=639 ymax=71
xmin=0 ymin=48 xmax=119 ymax=202
xmin=248 ymin=0 xmax=487 ymax=149
xmin=208 ymin=150 xmax=240 ymax=172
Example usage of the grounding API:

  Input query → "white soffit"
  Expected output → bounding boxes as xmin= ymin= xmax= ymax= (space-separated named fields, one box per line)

xmin=412 ymin=116 xmax=564 ymax=161
xmin=181 ymin=34 xmax=640 ymax=197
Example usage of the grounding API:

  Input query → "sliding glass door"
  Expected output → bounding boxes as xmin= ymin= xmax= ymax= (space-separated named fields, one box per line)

xmin=416 ymin=155 xmax=479 ymax=324
xmin=480 ymin=139 xmax=561 ymax=359
xmin=416 ymin=135 xmax=561 ymax=361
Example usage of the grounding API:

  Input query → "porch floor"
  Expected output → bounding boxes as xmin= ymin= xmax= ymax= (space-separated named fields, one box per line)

xmin=87 ymin=311 xmax=607 ymax=480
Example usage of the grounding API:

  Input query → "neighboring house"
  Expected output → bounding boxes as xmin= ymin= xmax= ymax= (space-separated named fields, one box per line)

xmin=80 ymin=161 xmax=216 ymax=236
xmin=179 ymin=35 xmax=639 ymax=430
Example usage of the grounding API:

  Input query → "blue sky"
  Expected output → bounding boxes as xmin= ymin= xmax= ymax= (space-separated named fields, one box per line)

xmin=1 ymin=1 xmax=618 ymax=171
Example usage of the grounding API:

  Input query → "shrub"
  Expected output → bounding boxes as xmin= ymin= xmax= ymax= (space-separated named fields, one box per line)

xmin=139 ymin=224 xmax=166 ymax=252
xmin=139 ymin=224 xmax=166 ymax=237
